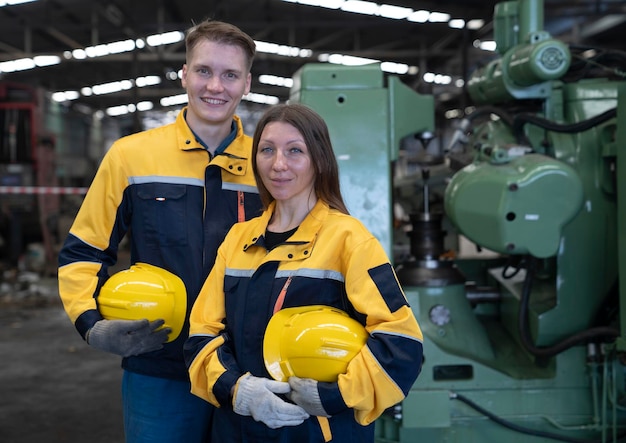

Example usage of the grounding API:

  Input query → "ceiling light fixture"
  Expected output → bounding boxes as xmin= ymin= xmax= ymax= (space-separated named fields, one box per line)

xmin=474 ymin=39 xmax=497 ymax=51
xmin=466 ymin=19 xmax=484 ymax=30
xmin=51 ymin=91 xmax=80 ymax=102
xmin=0 ymin=0 xmax=37 ymax=6
xmin=283 ymin=0 xmax=344 ymax=8
xmin=0 ymin=55 xmax=61 ymax=73
xmin=341 ymin=0 xmax=378 ymax=15
xmin=378 ymin=4 xmax=411 ymax=20
xmin=146 ymin=31 xmax=185 ymax=47
xmin=52 ymin=75 xmax=162 ymax=103
xmin=428 ymin=11 xmax=451 ymax=23
xmin=448 ymin=19 xmax=465 ymax=29
xmin=259 ymin=75 xmax=294 ymax=88
xmin=255 ymin=40 xmax=313 ymax=58
xmin=283 ymin=0 xmax=455 ymax=28
xmin=408 ymin=10 xmax=429 ymax=23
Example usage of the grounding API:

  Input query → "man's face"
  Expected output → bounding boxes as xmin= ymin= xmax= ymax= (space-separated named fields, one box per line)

xmin=181 ymin=39 xmax=251 ymax=129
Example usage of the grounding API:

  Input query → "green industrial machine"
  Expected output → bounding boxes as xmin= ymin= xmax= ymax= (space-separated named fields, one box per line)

xmin=289 ymin=62 xmax=435 ymax=259
xmin=293 ymin=0 xmax=626 ymax=441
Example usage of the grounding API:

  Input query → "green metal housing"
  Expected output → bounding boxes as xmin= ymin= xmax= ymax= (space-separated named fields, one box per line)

xmin=444 ymin=153 xmax=584 ymax=258
xmin=290 ymin=63 xmax=434 ymax=258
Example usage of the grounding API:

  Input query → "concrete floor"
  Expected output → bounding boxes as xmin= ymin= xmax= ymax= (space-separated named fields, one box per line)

xmin=0 ymin=289 xmax=125 ymax=442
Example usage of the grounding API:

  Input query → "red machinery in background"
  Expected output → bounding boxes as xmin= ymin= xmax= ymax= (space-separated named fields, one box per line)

xmin=0 ymin=81 xmax=59 ymax=273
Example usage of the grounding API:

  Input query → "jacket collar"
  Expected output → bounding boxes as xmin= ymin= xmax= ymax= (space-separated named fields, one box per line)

xmin=243 ymin=200 xmax=330 ymax=261
xmin=175 ymin=108 xmax=251 ymax=177
xmin=175 ymin=107 xmax=248 ymax=157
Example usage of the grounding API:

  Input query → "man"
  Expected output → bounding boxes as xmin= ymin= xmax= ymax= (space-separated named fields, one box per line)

xmin=57 ymin=20 xmax=262 ymax=442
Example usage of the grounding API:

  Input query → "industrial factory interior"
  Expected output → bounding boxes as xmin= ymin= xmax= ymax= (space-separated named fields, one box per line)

xmin=1 ymin=0 xmax=626 ymax=441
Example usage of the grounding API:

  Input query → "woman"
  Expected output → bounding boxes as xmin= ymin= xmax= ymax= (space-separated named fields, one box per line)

xmin=185 ymin=103 xmax=423 ymax=442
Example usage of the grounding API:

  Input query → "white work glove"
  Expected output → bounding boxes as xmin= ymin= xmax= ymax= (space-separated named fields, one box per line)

xmin=86 ymin=319 xmax=170 ymax=357
xmin=233 ymin=373 xmax=310 ymax=429
xmin=287 ymin=376 xmax=330 ymax=417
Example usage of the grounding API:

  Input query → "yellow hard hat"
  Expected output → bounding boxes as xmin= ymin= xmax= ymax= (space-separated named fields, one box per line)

xmin=98 ymin=263 xmax=187 ymax=343
xmin=263 ymin=305 xmax=368 ymax=383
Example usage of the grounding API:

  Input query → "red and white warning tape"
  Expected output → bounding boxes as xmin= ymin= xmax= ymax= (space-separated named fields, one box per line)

xmin=0 ymin=186 xmax=89 ymax=195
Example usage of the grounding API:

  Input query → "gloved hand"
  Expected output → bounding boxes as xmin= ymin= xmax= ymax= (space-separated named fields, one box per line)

xmin=86 ymin=319 xmax=170 ymax=357
xmin=233 ymin=373 xmax=310 ymax=429
xmin=287 ymin=376 xmax=330 ymax=417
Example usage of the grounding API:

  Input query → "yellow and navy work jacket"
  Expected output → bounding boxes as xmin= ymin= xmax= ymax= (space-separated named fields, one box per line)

xmin=58 ymin=109 xmax=262 ymax=380
xmin=185 ymin=199 xmax=423 ymax=442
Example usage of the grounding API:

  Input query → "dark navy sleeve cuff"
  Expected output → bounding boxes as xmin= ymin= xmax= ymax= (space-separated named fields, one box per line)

xmin=75 ymin=309 xmax=104 ymax=340
xmin=214 ymin=370 xmax=243 ymax=407
xmin=318 ymin=381 xmax=348 ymax=415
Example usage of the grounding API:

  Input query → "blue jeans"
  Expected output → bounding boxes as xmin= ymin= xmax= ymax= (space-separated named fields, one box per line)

xmin=122 ymin=370 xmax=213 ymax=443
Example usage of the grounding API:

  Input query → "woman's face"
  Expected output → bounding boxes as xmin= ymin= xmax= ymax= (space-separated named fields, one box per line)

xmin=256 ymin=121 xmax=316 ymax=205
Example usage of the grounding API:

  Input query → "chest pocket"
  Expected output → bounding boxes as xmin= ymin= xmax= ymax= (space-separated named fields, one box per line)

xmin=136 ymin=183 xmax=188 ymax=246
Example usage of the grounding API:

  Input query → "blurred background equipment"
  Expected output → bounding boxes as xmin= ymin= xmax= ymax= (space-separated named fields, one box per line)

xmin=0 ymin=81 xmax=90 ymax=277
